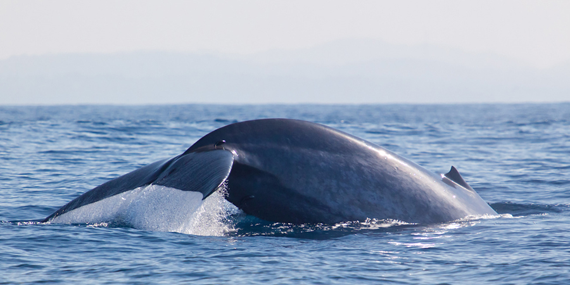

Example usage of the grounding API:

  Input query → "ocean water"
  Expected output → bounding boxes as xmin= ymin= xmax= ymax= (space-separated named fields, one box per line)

xmin=1 ymin=104 xmax=569 ymax=284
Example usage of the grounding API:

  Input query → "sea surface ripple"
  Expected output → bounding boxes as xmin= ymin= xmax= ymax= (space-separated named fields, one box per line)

xmin=1 ymin=104 xmax=569 ymax=284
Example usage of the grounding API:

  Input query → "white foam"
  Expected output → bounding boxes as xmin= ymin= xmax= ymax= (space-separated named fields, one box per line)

xmin=50 ymin=184 xmax=239 ymax=236
xmin=331 ymin=218 xmax=414 ymax=230
xmin=181 ymin=183 xmax=240 ymax=236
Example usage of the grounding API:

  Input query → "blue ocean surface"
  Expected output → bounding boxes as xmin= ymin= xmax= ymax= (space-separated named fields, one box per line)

xmin=1 ymin=104 xmax=569 ymax=284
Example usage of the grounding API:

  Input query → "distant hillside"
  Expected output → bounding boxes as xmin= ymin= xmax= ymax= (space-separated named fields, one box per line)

xmin=0 ymin=39 xmax=568 ymax=105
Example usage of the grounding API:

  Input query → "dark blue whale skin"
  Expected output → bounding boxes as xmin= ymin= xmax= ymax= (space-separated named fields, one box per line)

xmin=45 ymin=119 xmax=497 ymax=224
xmin=188 ymin=119 xmax=496 ymax=224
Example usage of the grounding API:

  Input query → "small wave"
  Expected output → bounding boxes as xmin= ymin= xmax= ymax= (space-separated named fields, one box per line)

xmin=6 ymin=220 xmax=43 ymax=226
xmin=490 ymin=202 xmax=567 ymax=216
xmin=213 ymin=118 xmax=237 ymax=124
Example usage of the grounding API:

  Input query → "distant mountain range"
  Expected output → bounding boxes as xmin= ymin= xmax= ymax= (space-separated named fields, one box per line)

xmin=1 ymin=39 xmax=568 ymax=105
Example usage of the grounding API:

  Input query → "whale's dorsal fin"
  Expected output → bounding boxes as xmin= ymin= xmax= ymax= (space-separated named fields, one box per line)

xmin=443 ymin=166 xmax=474 ymax=191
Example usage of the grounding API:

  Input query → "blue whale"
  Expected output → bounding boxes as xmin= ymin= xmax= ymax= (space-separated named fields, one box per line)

xmin=44 ymin=119 xmax=497 ymax=225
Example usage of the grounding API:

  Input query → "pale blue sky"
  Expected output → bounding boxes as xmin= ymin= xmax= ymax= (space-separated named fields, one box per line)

xmin=1 ymin=0 xmax=569 ymax=104
xmin=2 ymin=0 xmax=569 ymax=68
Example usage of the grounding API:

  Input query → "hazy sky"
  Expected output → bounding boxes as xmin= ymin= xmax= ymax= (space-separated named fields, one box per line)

xmin=1 ymin=0 xmax=570 ymax=69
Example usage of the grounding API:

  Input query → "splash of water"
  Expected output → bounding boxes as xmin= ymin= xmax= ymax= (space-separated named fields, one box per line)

xmin=180 ymin=183 xmax=241 ymax=236
xmin=48 ymin=184 xmax=240 ymax=236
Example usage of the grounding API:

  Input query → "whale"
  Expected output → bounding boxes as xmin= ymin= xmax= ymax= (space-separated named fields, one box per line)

xmin=43 ymin=119 xmax=497 ymax=225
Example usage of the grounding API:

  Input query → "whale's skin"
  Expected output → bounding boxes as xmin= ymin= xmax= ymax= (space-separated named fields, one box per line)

xmin=187 ymin=119 xmax=496 ymax=224
xmin=45 ymin=118 xmax=497 ymax=225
